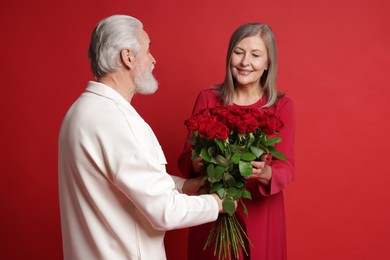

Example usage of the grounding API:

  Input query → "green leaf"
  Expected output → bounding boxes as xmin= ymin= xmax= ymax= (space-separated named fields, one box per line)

xmin=215 ymin=138 xmax=225 ymax=153
xmin=241 ymin=200 xmax=249 ymax=217
xmin=214 ymin=165 xmax=225 ymax=181
xmin=249 ymin=145 xmax=264 ymax=158
xmin=231 ymin=152 xmax=242 ymax=164
xmin=187 ymin=135 xmax=197 ymax=145
xmin=270 ymin=150 xmax=286 ymax=162
xmin=191 ymin=152 xmax=200 ymax=160
xmin=210 ymin=182 xmax=224 ymax=193
xmin=241 ymin=152 xmax=257 ymax=161
xmin=227 ymin=187 xmax=241 ymax=200
xmin=199 ymin=175 xmax=208 ymax=184
xmin=239 ymin=161 xmax=253 ymax=176
xmin=223 ymin=172 xmax=237 ymax=187
xmin=256 ymin=142 xmax=269 ymax=152
xmin=216 ymin=187 xmax=227 ymax=199
xmin=232 ymin=144 xmax=244 ymax=153
xmin=208 ymin=146 xmax=217 ymax=157
xmin=247 ymin=133 xmax=255 ymax=145
xmin=206 ymin=164 xmax=215 ymax=181
xmin=200 ymin=147 xmax=211 ymax=162
xmin=264 ymin=137 xmax=282 ymax=146
xmin=214 ymin=154 xmax=229 ymax=167
xmin=241 ymin=189 xmax=252 ymax=200
xmin=235 ymin=182 xmax=244 ymax=189
xmin=267 ymin=146 xmax=287 ymax=162
xmin=222 ymin=197 xmax=236 ymax=215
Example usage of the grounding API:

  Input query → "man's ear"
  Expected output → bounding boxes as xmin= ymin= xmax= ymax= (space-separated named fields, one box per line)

xmin=121 ymin=48 xmax=135 ymax=69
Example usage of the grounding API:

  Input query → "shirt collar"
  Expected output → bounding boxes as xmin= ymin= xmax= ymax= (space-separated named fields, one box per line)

xmin=85 ymin=81 xmax=139 ymax=115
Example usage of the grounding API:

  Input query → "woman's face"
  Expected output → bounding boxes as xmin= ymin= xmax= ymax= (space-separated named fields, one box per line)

xmin=230 ymin=35 xmax=269 ymax=88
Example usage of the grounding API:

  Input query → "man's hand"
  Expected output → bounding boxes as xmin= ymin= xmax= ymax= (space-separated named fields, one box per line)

xmin=211 ymin=194 xmax=238 ymax=214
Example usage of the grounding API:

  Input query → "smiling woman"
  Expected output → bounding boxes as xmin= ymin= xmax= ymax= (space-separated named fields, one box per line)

xmin=231 ymin=35 xmax=269 ymax=94
xmin=178 ymin=22 xmax=295 ymax=260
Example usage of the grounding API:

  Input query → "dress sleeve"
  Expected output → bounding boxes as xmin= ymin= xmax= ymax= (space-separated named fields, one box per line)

xmin=258 ymin=97 xmax=296 ymax=196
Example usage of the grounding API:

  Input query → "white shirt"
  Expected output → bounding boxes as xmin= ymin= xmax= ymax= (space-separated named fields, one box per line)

xmin=58 ymin=81 xmax=218 ymax=260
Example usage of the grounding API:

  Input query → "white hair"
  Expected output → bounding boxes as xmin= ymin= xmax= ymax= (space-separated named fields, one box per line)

xmin=135 ymin=63 xmax=158 ymax=95
xmin=88 ymin=15 xmax=143 ymax=77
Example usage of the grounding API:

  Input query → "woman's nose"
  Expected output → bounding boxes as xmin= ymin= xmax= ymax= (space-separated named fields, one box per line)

xmin=240 ymin=54 xmax=250 ymax=66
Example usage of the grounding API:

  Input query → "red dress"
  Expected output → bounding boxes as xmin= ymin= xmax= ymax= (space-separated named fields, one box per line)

xmin=178 ymin=89 xmax=296 ymax=260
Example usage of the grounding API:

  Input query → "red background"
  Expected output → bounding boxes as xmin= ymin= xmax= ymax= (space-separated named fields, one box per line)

xmin=1 ymin=0 xmax=390 ymax=259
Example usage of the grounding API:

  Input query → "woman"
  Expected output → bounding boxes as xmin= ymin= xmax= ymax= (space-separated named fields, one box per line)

xmin=178 ymin=23 xmax=295 ymax=259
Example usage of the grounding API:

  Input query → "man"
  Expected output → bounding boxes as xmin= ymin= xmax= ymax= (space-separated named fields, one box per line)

xmin=58 ymin=15 xmax=224 ymax=260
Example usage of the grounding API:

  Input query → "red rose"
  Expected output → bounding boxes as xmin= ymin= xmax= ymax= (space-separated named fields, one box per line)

xmin=184 ymin=117 xmax=199 ymax=131
xmin=198 ymin=117 xmax=213 ymax=138
xmin=247 ymin=108 xmax=264 ymax=120
xmin=199 ymin=108 xmax=212 ymax=116
xmin=255 ymin=111 xmax=270 ymax=129
xmin=196 ymin=113 xmax=211 ymax=123
xmin=242 ymin=114 xmax=259 ymax=133
xmin=229 ymin=106 xmax=246 ymax=116
xmin=212 ymin=107 xmax=230 ymax=125
xmin=264 ymin=116 xmax=284 ymax=134
xmin=227 ymin=114 xmax=240 ymax=129
xmin=215 ymin=122 xmax=230 ymax=140
xmin=235 ymin=119 xmax=247 ymax=134
xmin=198 ymin=123 xmax=208 ymax=138
xmin=207 ymin=125 xmax=217 ymax=139
xmin=204 ymin=121 xmax=220 ymax=139
xmin=212 ymin=106 xmax=229 ymax=117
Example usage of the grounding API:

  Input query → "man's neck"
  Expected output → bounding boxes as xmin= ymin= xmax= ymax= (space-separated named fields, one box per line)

xmin=98 ymin=72 xmax=135 ymax=103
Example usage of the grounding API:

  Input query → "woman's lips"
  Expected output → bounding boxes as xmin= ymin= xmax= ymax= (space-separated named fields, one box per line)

xmin=237 ymin=68 xmax=252 ymax=75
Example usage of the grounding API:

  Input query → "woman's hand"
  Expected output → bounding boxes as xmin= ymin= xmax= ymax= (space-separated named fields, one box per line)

xmin=251 ymin=159 xmax=272 ymax=186
xmin=182 ymin=177 xmax=205 ymax=195
xmin=192 ymin=156 xmax=203 ymax=173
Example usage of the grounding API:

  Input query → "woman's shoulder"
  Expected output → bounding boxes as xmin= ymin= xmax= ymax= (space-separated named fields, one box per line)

xmin=277 ymin=93 xmax=293 ymax=105
xmin=193 ymin=88 xmax=222 ymax=111
xmin=274 ymin=93 xmax=295 ymax=113
xmin=196 ymin=88 xmax=220 ymax=103
xmin=198 ymin=88 xmax=219 ymax=98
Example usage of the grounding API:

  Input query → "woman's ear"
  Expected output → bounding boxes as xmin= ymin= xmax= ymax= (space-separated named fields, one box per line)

xmin=121 ymin=48 xmax=135 ymax=69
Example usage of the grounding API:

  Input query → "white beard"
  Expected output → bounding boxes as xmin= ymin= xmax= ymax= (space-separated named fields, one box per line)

xmin=135 ymin=63 xmax=158 ymax=95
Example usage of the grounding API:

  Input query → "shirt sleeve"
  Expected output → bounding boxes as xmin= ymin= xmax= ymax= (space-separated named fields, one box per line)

xmin=108 ymin=107 xmax=218 ymax=231
xmin=170 ymin=175 xmax=186 ymax=193
xmin=115 ymin=148 xmax=218 ymax=231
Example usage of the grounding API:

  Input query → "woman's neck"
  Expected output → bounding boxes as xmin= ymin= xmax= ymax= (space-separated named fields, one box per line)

xmin=233 ymin=84 xmax=264 ymax=106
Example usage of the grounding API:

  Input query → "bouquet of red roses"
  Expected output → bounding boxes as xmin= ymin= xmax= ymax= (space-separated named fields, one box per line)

xmin=184 ymin=105 xmax=285 ymax=260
